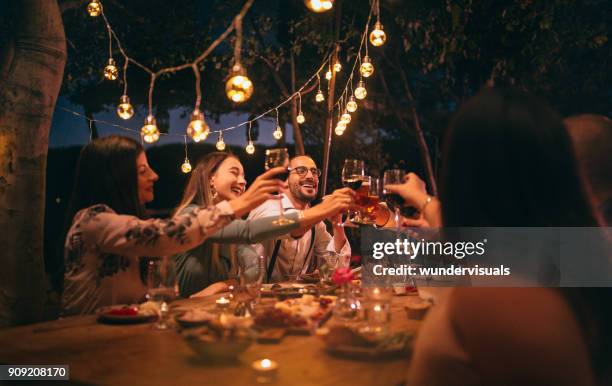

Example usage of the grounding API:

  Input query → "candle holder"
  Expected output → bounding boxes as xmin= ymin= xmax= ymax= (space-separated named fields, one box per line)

xmin=216 ymin=296 xmax=230 ymax=311
xmin=252 ymin=358 xmax=278 ymax=383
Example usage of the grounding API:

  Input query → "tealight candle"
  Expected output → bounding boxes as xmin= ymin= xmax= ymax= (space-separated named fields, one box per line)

xmin=216 ymin=296 xmax=230 ymax=310
xmin=252 ymin=358 xmax=278 ymax=383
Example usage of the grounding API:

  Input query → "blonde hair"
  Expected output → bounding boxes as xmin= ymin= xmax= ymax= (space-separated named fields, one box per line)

xmin=175 ymin=152 xmax=240 ymax=279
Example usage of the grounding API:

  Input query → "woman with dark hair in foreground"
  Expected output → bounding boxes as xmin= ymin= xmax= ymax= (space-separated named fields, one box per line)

xmin=61 ymin=135 xmax=286 ymax=315
xmin=387 ymin=88 xmax=610 ymax=385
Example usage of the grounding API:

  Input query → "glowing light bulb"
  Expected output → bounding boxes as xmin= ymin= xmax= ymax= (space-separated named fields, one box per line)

xmin=181 ymin=158 xmax=192 ymax=173
xmin=360 ymin=55 xmax=374 ymax=78
xmin=273 ymin=127 xmax=283 ymax=140
xmin=245 ymin=141 xmax=255 ymax=155
xmin=354 ymin=80 xmax=367 ymax=100
xmin=296 ymin=112 xmax=305 ymax=124
xmin=186 ymin=109 xmax=210 ymax=142
xmin=87 ymin=0 xmax=102 ymax=16
xmin=116 ymin=95 xmax=134 ymax=119
xmin=315 ymin=90 xmax=325 ymax=102
xmin=325 ymin=70 xmax=332 ymax=80
xmin=333 ymin=62 xmax=342 ymax=72
xmin=335 ymin=124 xmax=346 ymax=136
xmin=346 ymin=96 xmax=358 ymax=112
xmin=104 ymin=58 xmax=118 ymax=80
xmin=341 ymin=112 xmax=352 ymax=124
xmin=216 ymin=135 xmax=226 ymax=151
xmin=141 ymin=115 xmax=160 ymax=144
xmin=304 ymin=0 xmax=333 ymax=13
xmin=369 ymin=21 xmax=387 ymax=47
xmin=225 ymin=64 xmax=253 ymax=103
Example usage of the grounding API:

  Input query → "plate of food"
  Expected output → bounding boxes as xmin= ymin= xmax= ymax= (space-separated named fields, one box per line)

xmin=254 ymin=295 xmax=335 ymax=334
xmin=319 ymin=325 xmax=414 ymax=359
xmin=97 ymin=301 xmax=159 ymax=324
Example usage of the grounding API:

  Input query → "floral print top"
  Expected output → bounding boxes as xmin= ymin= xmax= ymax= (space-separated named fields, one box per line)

xmin=62 ymin=201 xmax=234 ymax=315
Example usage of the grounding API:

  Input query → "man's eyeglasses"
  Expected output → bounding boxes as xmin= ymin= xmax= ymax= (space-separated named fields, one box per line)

xmin=288 ymin=166 xmax=322 ymax=178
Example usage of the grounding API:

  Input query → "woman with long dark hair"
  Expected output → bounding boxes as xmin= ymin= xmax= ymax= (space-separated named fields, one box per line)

xmin=386 ymin=88 xmax=610 ymax=385
xmin=173 ymin=152 xmax=353 ymax=297
xmin=61 ymin=136 xmax=286 ymax=315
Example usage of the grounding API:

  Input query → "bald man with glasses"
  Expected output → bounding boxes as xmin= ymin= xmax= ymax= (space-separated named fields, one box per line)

xmin=247 ymin=155 xmax=353 ymax=282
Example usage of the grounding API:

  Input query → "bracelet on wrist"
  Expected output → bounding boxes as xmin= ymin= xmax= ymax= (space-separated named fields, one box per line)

xmin=421 ymin=196 xmax=433 ymax=212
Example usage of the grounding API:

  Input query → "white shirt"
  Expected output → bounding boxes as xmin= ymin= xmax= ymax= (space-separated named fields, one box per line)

xmin=247 ymin=194 xmax=351 ymax=282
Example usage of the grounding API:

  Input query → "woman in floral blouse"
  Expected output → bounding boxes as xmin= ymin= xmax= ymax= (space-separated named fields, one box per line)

xmin=61 ymin=136 xmax=285 ymax=315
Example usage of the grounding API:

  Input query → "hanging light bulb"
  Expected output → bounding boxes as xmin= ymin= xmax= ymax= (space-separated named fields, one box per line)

xmin=216 ymin=133 xmax=226 ymax=151
xmin=225 ymin=64 xmax=253 ymax=103
xmin=341 ymin=111 xmax=352 ymax=124
xmin=104 ymin=58 xmax=118 ymax=80
xmin=273 ymin=126 xmax=283 ymax=140
xmin=181 ymin=158 xmax=192 ymax=173
xmin=141 ymin=115 xmax=160 ymax=144
xmin=369 ymin=21 xmax=387 ymax=47
xmin=186 ymin=109 xmax=210 ymax=142
xmin=360 ymin=55 xmax=375 ymax=78
xmin=296 ymin=112 xmax=306 ymax=124
xmin=304 ymin=0 xmax=333 ymax=13
xmin=354 ymin=81 xmax=367 ymax=100
xmin=315 ymin=90 xmax=325 ymax=102
xmin=333 ymin=62 xmax=342 ymax=73
xmin=346 ymin=96 xmax=358 ymax=112
xmin=245 ymin=140 xmax=255 ymax=155
xmin=116 ymin=95 xmax=134 ymax=120
xmin=87 ymin=0 xmax=102 ymax=16
xmin=325 ymin=70 xmax=332 ymax=80
xmin=335 ymin=126 xmax=345 ymax=136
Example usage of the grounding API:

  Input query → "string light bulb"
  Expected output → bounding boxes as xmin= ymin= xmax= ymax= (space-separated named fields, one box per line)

xmin=245 ymin=140 xmax=255 ymax=155
xmin=360 ymin=55 xmax=374 ymax=77
xmin=87 ymin=0 xmax=102 ymax=17
xmin=335 ymin=126 xmax=345 ymax=136
xmin=333 ymin=62 xmax=342 ymax=72
xmin=304 ymin=0 xmax=333 ymax=13
xmin=341 ymin=111 xmax=352 ymax=124
xmin=104 ymin=58 xmax=118 ymax=80
xmin=296 ymin=112 xmax=305 ymax=124
xmin=273 ymin=126 xmax=283 ymax=140
xmin=369 ymin=21 xmax=387 ymax=47
xmin=355 ymin=80 xmax=367 ymax=100
xmin=315 ymin=90 xmax=325 ymax=102
xmin=116 ymin=95 xmax=134 ymax=119
xmin=226 ymin=64 xmax=253 ymax=103
xmin=181 ymin=158 xmax=192 ymax=173
xmin=141 ymin=115 xmax=160 ymax=144
xmin=346 ymin=96 xmax=358 ymax=112
xmin=325 ymin=70 xmax=332 ymax=80
xmin=186 ymin=109 xmax=210 ymax=142
xmin=216 ymin=132 xmax=226 ymax=151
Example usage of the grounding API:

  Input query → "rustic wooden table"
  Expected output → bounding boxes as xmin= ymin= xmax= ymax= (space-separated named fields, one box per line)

xmin=0 ymin=295 xmax=424 ymax=386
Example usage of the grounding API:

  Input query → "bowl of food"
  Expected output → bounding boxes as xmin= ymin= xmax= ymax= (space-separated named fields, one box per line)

xmin=182 ymin=318 xmax=254 ymax=361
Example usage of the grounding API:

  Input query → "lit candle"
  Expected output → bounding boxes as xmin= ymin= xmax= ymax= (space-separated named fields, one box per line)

xmin=216 ymin=296 xmax=230 ymax=310
xmin=252 ymin=358 xmax=278 ymax=383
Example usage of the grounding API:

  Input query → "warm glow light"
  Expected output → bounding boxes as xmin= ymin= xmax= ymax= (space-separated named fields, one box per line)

xmin=325 ymin=70 xmax=332 ymax=80
xmin=216 ymin=134 xmax=226 ymax=151
xmin=296 ymin=112 xmax=305 ymax=124
xmin=315 ymin=90 xmax=325 ymax=102
xmin=333 ymin=62 xmax=342 ymax=73
xmin=226 ymin=64 xmax=253 ymax=103
xmin=87 ymin=0 xmax=102 ymax=16
xmin=304 ymin=0 xmax=333 ymax=13
xmin=141 ymin=115 xmax=160 ymax=143
xmin=104 ymin=58 xmax=118 ymax=80
xmin=341 ymin=112 xmax=352 ymax=124
xmin=186 ymin=109 xmax=210 ymax=142
xmin=245 ymin=141 xmax=255 ymax=154
xmin=273 ymin=127 xmax=283 ymax=140
xmin=346 ymin=96 xmax=358 ymax=112
xmin=355 ymin=81 xmax=367 ymax=100
xmin=116 ymin=95 xmax=134 ymax=119
xmin=335 ymin=124 xmax=346 ymax=136
xmin=360 ymin=55 xmax=374 ymax=78
xmin=181 ymin=158 xmax=192 ymax=173
xmin=369 ymin=21 xmax=387 ymax=47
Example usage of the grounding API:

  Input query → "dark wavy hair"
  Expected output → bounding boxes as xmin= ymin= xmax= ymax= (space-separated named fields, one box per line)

xmin=440 ymin=87 xmax=599 ymax=227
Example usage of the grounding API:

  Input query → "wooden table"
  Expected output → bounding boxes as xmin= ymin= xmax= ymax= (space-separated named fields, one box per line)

xmin=0 ymin=295 xmax=424 ymax=386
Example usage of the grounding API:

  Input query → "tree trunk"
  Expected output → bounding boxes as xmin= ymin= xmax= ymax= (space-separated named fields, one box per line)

xmin=0 ymin=0 xmax=67 ymax=326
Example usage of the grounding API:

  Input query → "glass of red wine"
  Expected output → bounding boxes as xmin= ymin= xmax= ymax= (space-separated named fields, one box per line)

xmin=265 ymin=148 xmax=292 ymax=225
xmin=341 ymin=159 xmax=365 ymax=226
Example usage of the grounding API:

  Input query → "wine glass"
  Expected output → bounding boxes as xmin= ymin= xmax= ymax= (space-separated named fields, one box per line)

xmin=341 ymin=159 xmax=365 ymax=225
xmin=383 ymin=169 xmax=406 ymax=234
xmin=265 ymin=148 xmax=292 ymax=226
xmin=146 ymin=257 xmax=178 ymax=330
xmin=351 ymin=176 xmax=381 ymax=225
xmin=236 ymin=255 xmax=265 ymax=315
